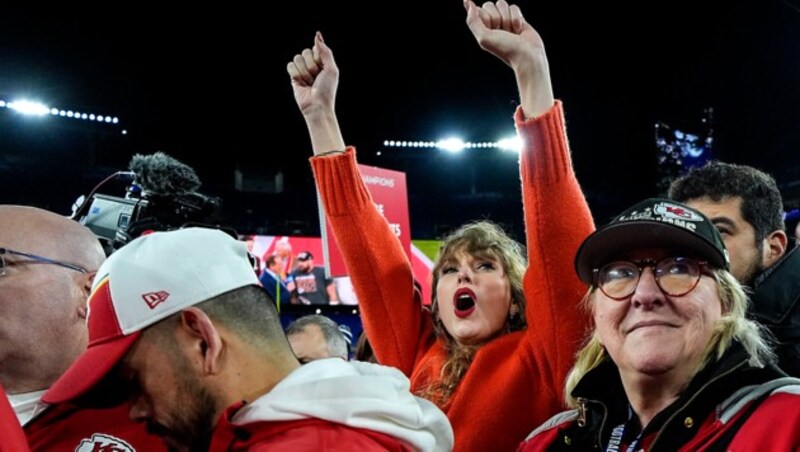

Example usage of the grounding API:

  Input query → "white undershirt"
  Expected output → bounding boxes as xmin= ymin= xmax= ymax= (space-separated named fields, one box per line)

xmin=9 ymin=389 xmax=46 ymax=426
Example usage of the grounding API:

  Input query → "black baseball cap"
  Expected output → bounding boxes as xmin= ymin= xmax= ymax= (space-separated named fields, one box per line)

xmin=574 ymin=198 xmax=729 ymax=284
xmin=297 ymin=251 xmax=313 ymax=261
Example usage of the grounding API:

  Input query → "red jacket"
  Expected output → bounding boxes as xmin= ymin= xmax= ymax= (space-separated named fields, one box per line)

xmin=211 ymin=406 xmax=415 ymax=451
xmin=519 ymin=343 xmax=800 ymax=451
xmin=311 ymin=102 xmax=594 ymax=452
xmin=208 ymin=360 xmax=452 ymax=451
xmin=24 ymin=402 xmax=165 ymax=452
xmin=0 ymin=386 xmax=27 ymax=452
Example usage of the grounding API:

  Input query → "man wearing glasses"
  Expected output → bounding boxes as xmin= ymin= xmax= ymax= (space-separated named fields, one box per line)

xmin=0 ymin=205 xmax=163 ymax=450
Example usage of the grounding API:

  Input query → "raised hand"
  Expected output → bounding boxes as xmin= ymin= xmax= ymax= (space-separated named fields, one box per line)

xmin=464 ymin=0 xmax=553 ymax=118
xmin=287 ymin=32 xmax=339 ymax=119
xmin=287 ymin=32 xmax=345 ymax=155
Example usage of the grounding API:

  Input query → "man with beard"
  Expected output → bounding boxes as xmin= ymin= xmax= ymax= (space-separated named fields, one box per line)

xmin=669 ymin=161 xmax=800 ymax=376
xmin=43 ymin=228 xmax=453 ymax=451
xmin=290 ymin=251 xmax=338 ymax=305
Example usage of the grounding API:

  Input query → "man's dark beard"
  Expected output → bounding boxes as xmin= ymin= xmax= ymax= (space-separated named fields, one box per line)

xmin=741 ymin=262 xmax=764 ymax=288
xmin=740 ymin=250 xmax=766 ymax=288
xmin=148 ymin=378 xmax=219 ymax=452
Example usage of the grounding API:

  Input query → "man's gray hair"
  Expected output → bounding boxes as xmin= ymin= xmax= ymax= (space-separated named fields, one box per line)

xmin=286 ymin=314 xmax=349 ymax=360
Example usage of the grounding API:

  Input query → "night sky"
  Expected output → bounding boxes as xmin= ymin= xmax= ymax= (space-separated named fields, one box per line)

xmin=1 ymin=0 xmax=799 ymax=241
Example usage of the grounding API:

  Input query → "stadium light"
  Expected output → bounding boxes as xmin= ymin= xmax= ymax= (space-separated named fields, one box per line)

xmin=436 ymin=138 xmax=466 ymax=153
xmin=383 ymin=134 xmax=522 ymax=154
xmin=0 ymin=97 xmax=121 ymax=125
xmin=7 ymin=100 xmax=49 ymax=116
xmin=497 ymin=136 xmax=522 ymax=152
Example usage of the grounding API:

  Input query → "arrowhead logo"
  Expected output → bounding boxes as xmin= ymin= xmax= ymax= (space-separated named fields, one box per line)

xmin=75 ymin=433 xmax=135 ymax=452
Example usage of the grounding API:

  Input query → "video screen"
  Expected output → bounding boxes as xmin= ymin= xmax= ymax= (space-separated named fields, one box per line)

xmin=241 ymin=234 xmax=437 ymax=306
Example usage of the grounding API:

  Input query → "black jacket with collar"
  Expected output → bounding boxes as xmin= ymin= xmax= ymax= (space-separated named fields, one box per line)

xmin=751 ymin=243 xmax=800 ymax=377
xmin=545 ymin=342 xmax=786 ymax=451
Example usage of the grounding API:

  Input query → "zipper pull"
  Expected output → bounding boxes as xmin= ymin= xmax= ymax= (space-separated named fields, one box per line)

xmin=577 ymin=397 xmax=587 ymax=427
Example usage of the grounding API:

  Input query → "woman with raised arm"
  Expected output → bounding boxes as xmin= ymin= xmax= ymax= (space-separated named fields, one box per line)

xmin=287 ymin=2 xmax=594 ymax=450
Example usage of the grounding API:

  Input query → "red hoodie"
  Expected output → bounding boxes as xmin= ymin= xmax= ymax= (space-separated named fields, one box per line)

xmin=208 ymin=359 xmax=453 ymax=451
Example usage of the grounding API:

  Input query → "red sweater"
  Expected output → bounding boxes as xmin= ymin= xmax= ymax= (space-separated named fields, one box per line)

xmin=311 ymin=102 xmax=594 ymax=451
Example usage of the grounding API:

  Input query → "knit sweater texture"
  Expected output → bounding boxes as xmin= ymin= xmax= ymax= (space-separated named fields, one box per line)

xmin=311 ymin=102 xmax=594 ymax=451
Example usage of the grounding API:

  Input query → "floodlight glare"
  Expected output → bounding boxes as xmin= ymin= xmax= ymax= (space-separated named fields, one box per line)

xmin=497 ymin=136 xmax=523 ymax=152
xmin=8 ymin=100 xmax=49 ymax=116
xmin=1 ymin=96 xmax=122 ymax=127
xmin=437 ymin=137 xmax=466 ymax=153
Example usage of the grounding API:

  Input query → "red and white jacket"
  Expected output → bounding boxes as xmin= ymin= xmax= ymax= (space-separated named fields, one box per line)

xmin=519 ymin=342 xmax=800 ymax=451
xmin=0 ymin=386 xmax=27 ymax=452
xmin=209 ymin=359 xmax=453 ymax=452
xmin=23 ymin=401 xmax=165 ymax=452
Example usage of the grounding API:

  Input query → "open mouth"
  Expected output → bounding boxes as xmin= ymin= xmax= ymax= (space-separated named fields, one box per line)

xmin=453 ymin=288 xmax=476 ymax=318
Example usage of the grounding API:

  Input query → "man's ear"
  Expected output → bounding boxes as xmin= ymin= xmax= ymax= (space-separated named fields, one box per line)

xmin=76 ymin=271 xmax=97 ymax=320
xmin=179 ymin=307 xmax=224 ymax=375
xmin=762 ymin=229 xmax=788 ymax=268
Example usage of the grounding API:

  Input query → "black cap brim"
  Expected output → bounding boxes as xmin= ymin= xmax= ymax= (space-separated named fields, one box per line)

xmin=574 ymin=220 xmax=728 ymax=285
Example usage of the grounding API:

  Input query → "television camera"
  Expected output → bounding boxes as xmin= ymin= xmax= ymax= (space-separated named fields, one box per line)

xmin=72 ymin=152 xmax=225 ymax=255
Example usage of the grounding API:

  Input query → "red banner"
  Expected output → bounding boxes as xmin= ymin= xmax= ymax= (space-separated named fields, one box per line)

xmin=321 ymin=164 xmax=411 ymax=278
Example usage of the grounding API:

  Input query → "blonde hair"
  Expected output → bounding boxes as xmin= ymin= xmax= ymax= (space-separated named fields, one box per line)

xmin=420 ymin=221 xmax=527 ymax=405
xmin=564 ymin=269 xmax=775 ymax=408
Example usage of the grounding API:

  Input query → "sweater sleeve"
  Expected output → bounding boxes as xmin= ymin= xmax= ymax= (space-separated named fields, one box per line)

xmin=310 ymin=149 xmax=434 ymax=375
xmin=516 ymin=101 xmax=594 ymax=403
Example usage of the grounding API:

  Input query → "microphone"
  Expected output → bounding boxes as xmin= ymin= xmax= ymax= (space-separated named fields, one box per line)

xmin=129 ymin=152 xmax=201 ymax=197
xmin=75 ymin=150 xmax=225 ymax=255
xmin=124 ymin=152 xmax=224 ymax=240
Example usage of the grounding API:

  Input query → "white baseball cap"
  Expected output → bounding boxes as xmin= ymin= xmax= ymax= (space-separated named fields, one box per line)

xmin=44 ymin=227 xmax=260 ymax=404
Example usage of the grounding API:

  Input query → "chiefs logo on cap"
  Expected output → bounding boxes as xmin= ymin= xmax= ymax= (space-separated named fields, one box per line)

xmin=654 ymin=202 xmax=703 ymax=222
